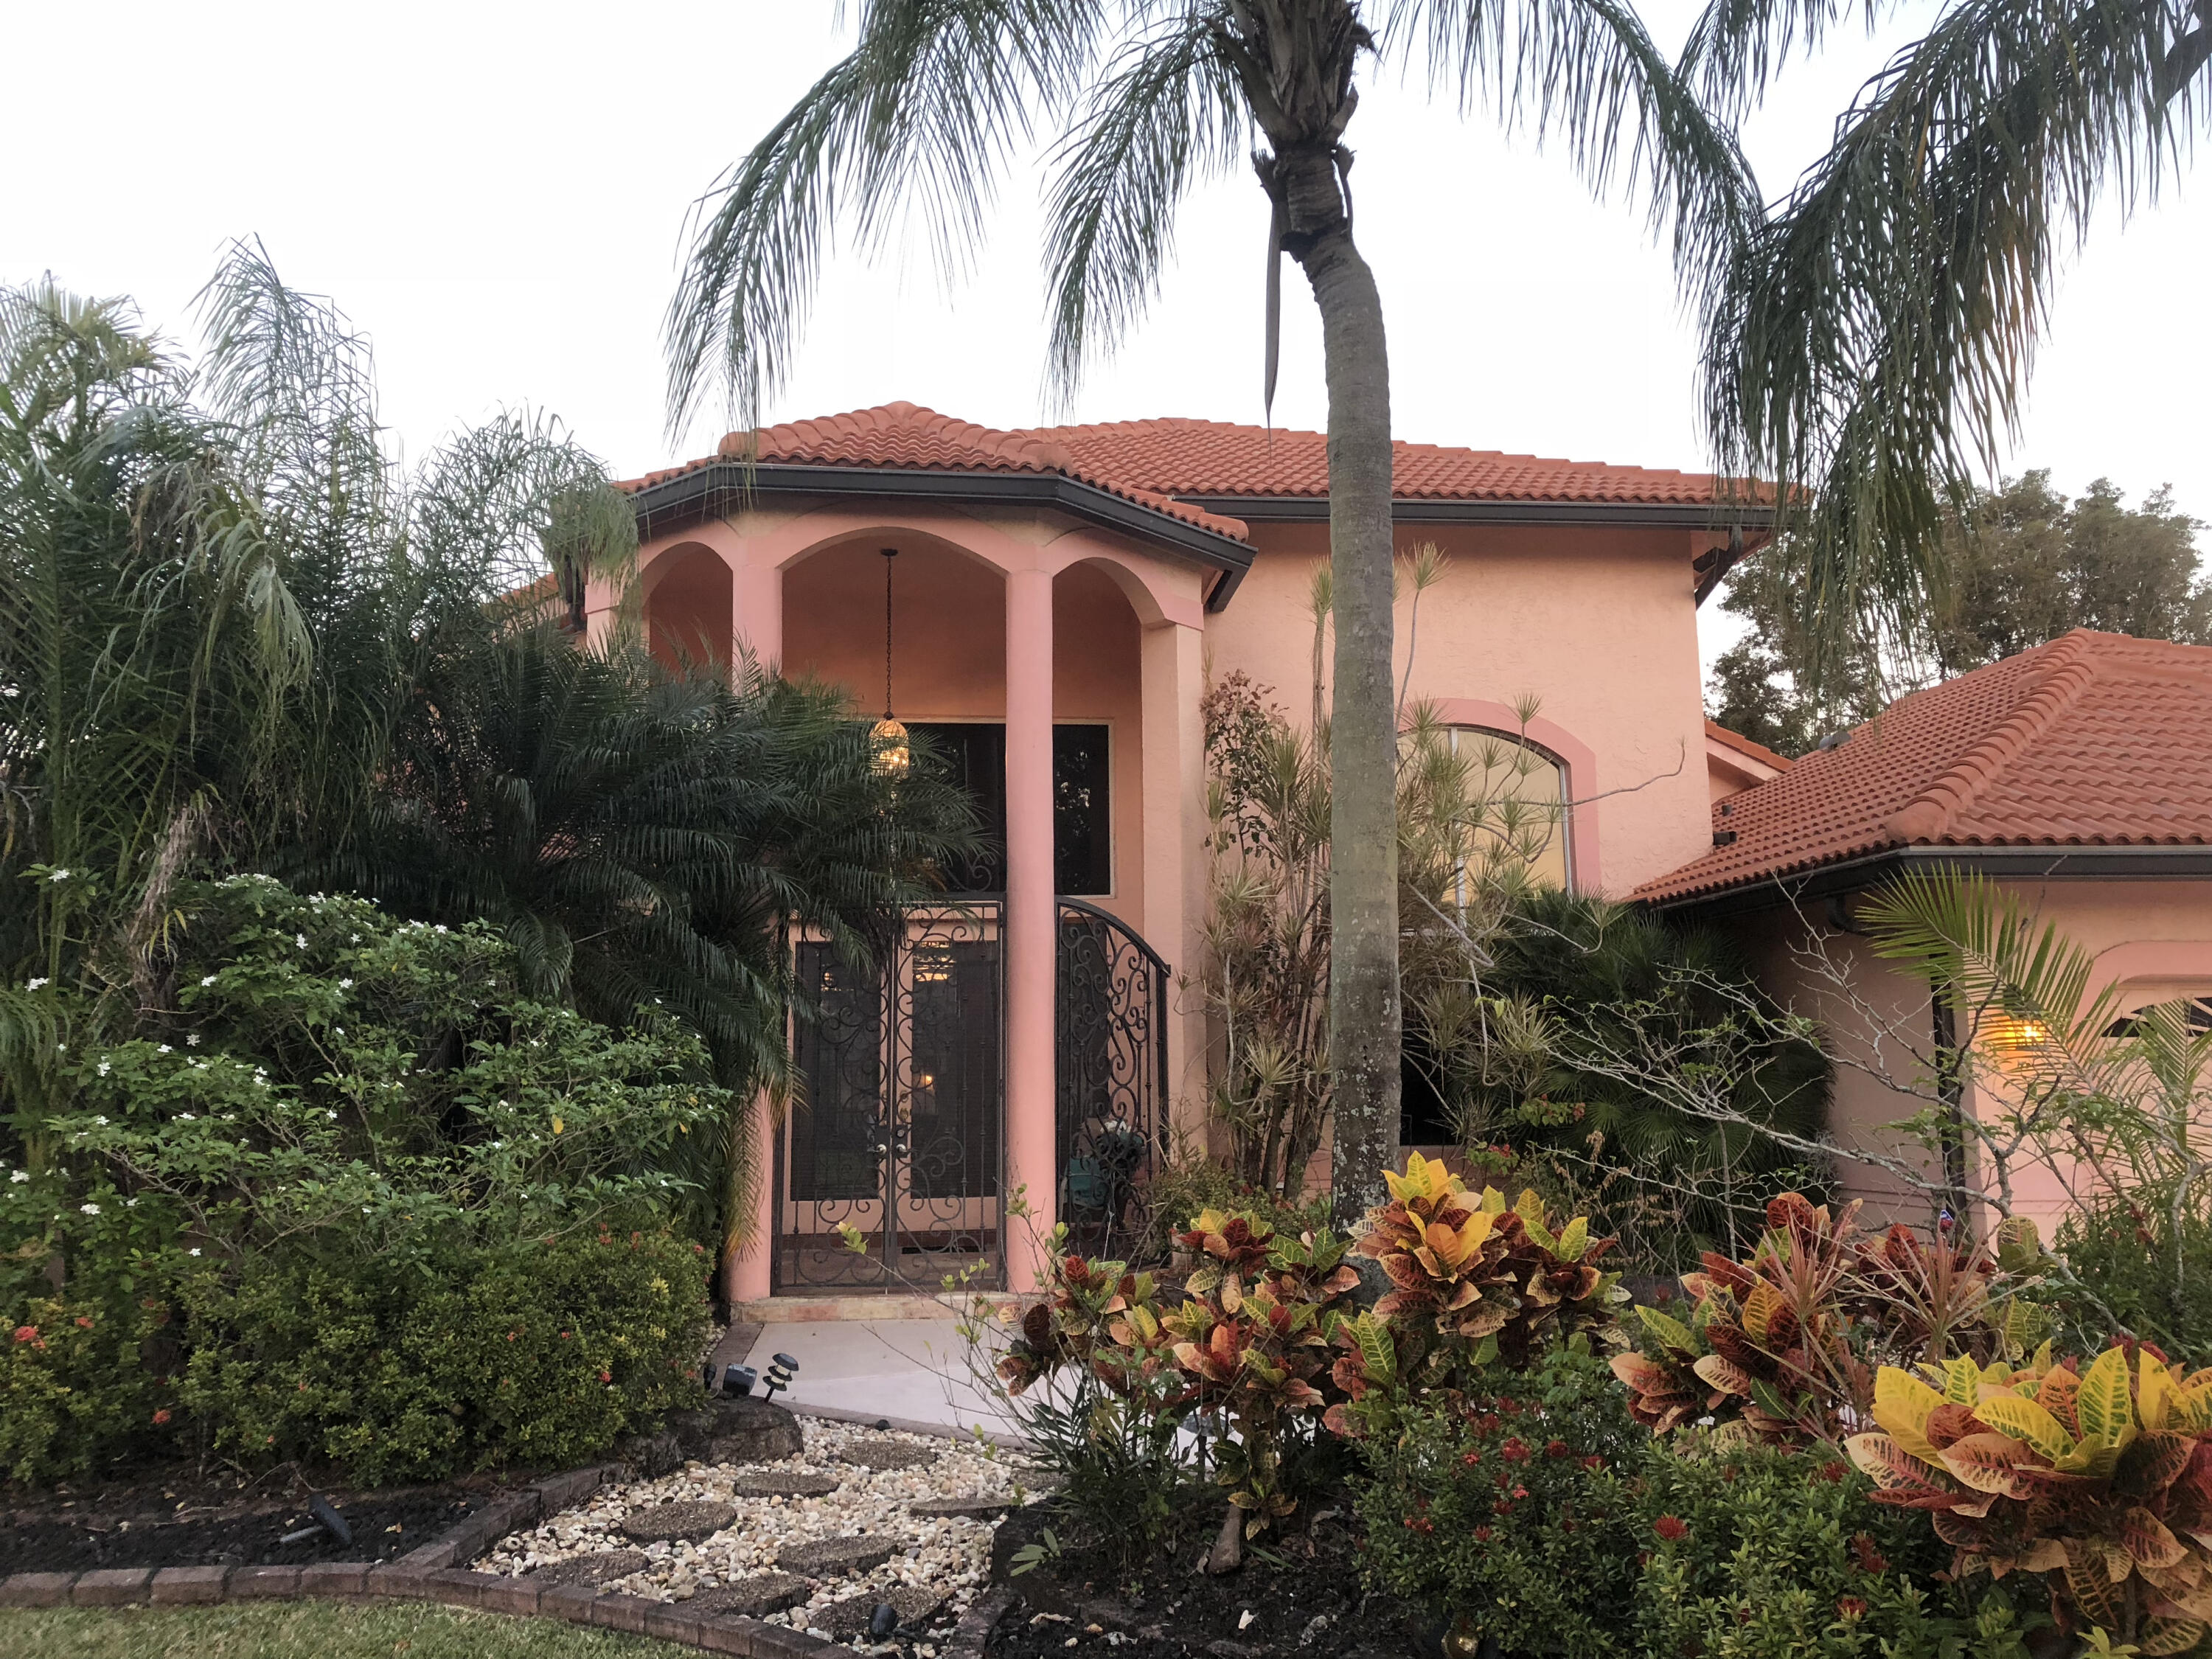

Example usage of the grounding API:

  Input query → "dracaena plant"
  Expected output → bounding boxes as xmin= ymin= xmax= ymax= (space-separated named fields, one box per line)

xmin=1848 ymin=1346 xmax=2212 ymax=1655
xmin=1340 ymin=1152 xmax=1622 ymax=1421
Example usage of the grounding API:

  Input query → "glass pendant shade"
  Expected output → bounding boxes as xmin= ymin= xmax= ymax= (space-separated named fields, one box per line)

xmin=871 ymin=714 xmax=909 ymax=777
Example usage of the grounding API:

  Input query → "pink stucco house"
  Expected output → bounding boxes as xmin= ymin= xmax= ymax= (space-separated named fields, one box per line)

xmin=1641 ymin=629 xmax=2212 ymax=1233
xmin=611 ymin=401 xmax=1761 ymax=1303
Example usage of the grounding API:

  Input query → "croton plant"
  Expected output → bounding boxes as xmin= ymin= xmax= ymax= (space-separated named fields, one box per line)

xmin=1611 ymin=1192 xmax=2050 ymax=1446
xmin=1848 ymin=1345 xmax=2212 ymax=1655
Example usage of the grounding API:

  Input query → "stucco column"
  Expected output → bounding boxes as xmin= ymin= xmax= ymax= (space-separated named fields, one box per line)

xmin=582 ymin=574 xmax=622 ymax=653
xmin=731 ymin=553 xmax=782 ymax=673
xmin=725 ymin=1089 xmax=779 ymax=1307
xmin=1004 ymin=566 xmax=1056 ymax=1288
xmin=1140 ymin=621 xmax=1210 ymax=1146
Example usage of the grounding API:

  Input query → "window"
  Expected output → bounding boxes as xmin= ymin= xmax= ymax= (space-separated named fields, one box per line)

xmin=907 ymin=722 xmax=1112 ymax=897
xmin=1445 ymin=726 xmax=1571 ymax=893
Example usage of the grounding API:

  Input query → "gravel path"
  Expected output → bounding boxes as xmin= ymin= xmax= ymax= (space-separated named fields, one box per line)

xmin=484 ymin=1415 xmax=1043 ymax=1652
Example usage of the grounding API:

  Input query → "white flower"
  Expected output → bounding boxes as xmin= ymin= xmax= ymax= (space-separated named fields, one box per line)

xmin=349 ymin=933 xmax=361 ymax=943
xmin=184 ymin=1034 xmax=200 ymax=1048
xmin=333 ymin=1027 xmax=344 ymax=1037
xmin=47 ymin=868 xmax=70 ymax=882
xmin=177 ymin=1113 xmax=196 ymax=1122
xmin=92 ymin=1116 xmax=107 ymax=1126
xmin=201 ymin=975 xmax=218 ymax=987
xmin=97 ymin=1061 xmax=111 ymax=1077
xmin=80 ymin=1203 xmax=100 ymax=1216
xmin=432 ymin=924 xmax=448 ymax=934
xmin=156 ymin=1044 xmax=172 ymax=1054
xmin=338 ymin=978 xmax=352 ymax=990
xmin=125 ymin=1197 xmax=138 ymax=1208
xmin=55 ymin=1042 xmax=65 ymax=1051
xmin=27 ymin=978 xmax=47 ymax=990
xmin=187 ymin=1247 xmax=201 ymax=1256
xmin=296 ymin=934 xmax=308 ymax=950
xmin=9 ymin=1171 xmax=27 ymax=1184
xmin=326 ymin=1110 xmax=338 ymax=1121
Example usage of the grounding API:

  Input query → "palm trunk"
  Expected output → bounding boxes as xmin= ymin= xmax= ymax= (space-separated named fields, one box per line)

xmin=1291 ymin=199 xmax=1399 ymax=1228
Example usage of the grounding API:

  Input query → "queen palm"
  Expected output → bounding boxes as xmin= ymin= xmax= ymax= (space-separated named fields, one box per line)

xmin=665 ymin=0 xmax=1755 ymax=1217
xmin=1698 ymin=0 xmax=2212 ymax=681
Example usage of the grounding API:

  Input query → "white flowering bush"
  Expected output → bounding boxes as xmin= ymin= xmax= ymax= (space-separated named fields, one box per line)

xmin=1 ymin=877 xmax=720 ymax=1484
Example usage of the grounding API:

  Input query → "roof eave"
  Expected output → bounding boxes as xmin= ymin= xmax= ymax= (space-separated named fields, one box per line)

xmin=1172 ymin=493 xmax=1776 ymax=531
xmin=626 ymin=461 xmax=1253 ymax=608
xmin=1644 ymin=843 xmax=2212 ymax=919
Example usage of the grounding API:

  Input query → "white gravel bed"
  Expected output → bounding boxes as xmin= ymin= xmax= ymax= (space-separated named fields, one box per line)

xmin=484 ymin=1414 xmax=1041 ymax=1650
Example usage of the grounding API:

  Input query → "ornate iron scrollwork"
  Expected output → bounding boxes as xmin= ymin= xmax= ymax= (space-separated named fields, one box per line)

xmin=778 ymin=902 xmax=1005 ymax=1292
xmin=1056 ymin=898 xmax=1169 ymax=1262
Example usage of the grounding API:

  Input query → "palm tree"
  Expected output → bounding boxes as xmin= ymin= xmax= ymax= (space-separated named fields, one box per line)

xmin=664 ymin=0 xmax=1754 ymax=1220
xmin=1698 ymin=0 xmax=2212 ymax=683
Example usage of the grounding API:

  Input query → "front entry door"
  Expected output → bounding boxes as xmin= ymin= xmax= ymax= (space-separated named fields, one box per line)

xmin=777 ymin=909 xmax=1004 ymax=1291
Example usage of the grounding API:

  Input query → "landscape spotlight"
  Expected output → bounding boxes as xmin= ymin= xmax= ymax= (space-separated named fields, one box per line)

xmin=723 ymin=1364 xmax=757 ymax=1397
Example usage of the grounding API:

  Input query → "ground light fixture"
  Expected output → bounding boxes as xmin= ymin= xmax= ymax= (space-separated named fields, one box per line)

xmin=762 ymin=1352 xmax=799 ymax=1402
xmin=870 ymin=547 xmax=909 ymax=777
xmin=723 ymin=1364 xmax=758 ymax=1397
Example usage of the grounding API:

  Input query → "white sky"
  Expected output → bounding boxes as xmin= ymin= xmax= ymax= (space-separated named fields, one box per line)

xmin=6 ymin=2 xmax=2205 ymax=681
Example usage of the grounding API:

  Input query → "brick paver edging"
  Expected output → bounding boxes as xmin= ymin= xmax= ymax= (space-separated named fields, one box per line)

xmin=0 ymin=1458 xmax=835 ymax=1658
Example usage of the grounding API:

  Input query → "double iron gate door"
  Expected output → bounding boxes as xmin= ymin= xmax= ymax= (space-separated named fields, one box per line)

xmin=775 ymin=899 xmax=1167 ymax=1293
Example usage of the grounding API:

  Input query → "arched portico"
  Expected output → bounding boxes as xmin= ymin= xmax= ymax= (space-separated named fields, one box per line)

xmin=613 ymin=506 xmax=1209 ymax=1302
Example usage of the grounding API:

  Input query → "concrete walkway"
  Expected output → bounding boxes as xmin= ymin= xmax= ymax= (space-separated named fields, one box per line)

xmin=731 ymin=1318 xmax=1024 ymax=1441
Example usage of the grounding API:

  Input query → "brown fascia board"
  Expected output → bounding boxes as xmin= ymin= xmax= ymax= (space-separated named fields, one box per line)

xmin=1646 ymin=844 xmax=2212 ymax=921
xmin=626 ymin=461 xmax=1254 ymax=611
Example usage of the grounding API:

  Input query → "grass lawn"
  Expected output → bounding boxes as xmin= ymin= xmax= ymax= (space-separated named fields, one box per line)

xmin=0 ymin=1601 xmax=693 ymax=1659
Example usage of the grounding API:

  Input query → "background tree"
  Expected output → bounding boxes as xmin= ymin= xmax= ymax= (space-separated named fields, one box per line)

xmin=664 ymin=0 xmax=1753 ymax=1219
xmin=1708 ymin=470 xmax=2209 ymax=756
xmin=1697 ymin=0 xmax=2212 ymax=690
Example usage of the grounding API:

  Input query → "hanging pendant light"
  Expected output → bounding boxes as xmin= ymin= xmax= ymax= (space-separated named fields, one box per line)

xmin=871 ymin=547 xmax=909 ymax=777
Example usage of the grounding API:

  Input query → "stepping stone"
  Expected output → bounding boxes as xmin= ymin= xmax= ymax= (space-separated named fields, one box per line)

xmin=912 ymin=1494 xmax=1015 ymax=1520
xmin=530 ymin=1548 xmax=650 ymax=1588
xmin=619 ymin=1500 xmax=740 ymax=1543
xmin=776 ymin=1535 xmax=897 ymax=1577
xmin=728 ymin=1471 xmax=841 ymax=1499
xmin=842 ymin=1443 xmax=937 ymax=1471
xmin=818 ymin=1585 xmax=946 ymax=1636
xmin=688 ymin=1572 xmax=812 ymax=1617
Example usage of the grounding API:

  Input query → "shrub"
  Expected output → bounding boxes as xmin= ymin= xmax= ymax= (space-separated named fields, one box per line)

xmin=1360 ymin=1347 xmax=2036 ymax=1659
xmin=0 ymin=878 xmax=720 ymax=1484
xmin=1356 ymin=1346 xmax=1646 ymax=1658
xmin=2055 ymin=1192 xmax=2212 ymax=1366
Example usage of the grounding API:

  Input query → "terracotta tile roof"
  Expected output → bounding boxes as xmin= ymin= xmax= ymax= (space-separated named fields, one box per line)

xmin=1032 ymin=417 xmax=1728 ymax=504
xmin=620 ymin=405 xmax=1739 ymax=550
xmin=1705 ymin=719 xmax=1793 ymax=773
xmin=1640 ymin=631 xmax=2212 ymax=904
xmin=619 ymin=401 xmax=1250 ymax=541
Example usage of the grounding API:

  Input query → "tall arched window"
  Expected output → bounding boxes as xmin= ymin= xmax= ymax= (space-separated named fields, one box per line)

xmin=1446 ymin=726 xmax=1572 ymax=893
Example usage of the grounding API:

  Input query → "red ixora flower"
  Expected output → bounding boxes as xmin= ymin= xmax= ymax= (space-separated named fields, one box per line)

xmin=1472 ymin=1526 xmax=1494 ymax=1543
xmin=1545 ymin=1440 xmax=1571 ymax=1459
xmin=12 ymin=1324 xmax=42 ymax=1348
xmin=152 ymin=1408 xmax=172 ymax=1425
xmin=599 ymin=1371 xmax=612 ymax=1383
xmin=74 ymin=1315 xmax=94 ymax=1329
xmin=1500 ymin=1438 xmax=1531 ymax=1463
xmin=1849 ymin=1534 xmax=1888 ymax=1575
xmin=1581 ymin=1455 xmax=1607 ymax=1470
xmin=1654 ymin=1515 xmax=1689 ymax=1543
xmin=1836 ymin=1598 xmax=1868 ymax=1621
xmin=1814 ymin=1460 xmax=1848 ymax=1484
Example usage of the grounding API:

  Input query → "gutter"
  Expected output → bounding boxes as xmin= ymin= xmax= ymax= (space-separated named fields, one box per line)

xmin=626 ymin=462 xmax=1254 ymax=611
xmin=1171 ymin=493 xmax=1777 ymax=532
xmin=1645 ymin=843 xmax=2212 ymax=920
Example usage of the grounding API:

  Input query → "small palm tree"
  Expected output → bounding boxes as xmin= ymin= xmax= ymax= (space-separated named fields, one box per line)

xmin=1699 ymin=0 xmax=2212 ymax=681
xmin=664 ymin=0 xmax=1754 ymax=1217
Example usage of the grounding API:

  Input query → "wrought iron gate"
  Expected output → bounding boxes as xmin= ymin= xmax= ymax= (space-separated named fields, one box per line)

xmin=778 ymin=903 xmax=1005 ymax=1292
xmin=1055 ymin=898 xmax=1169 ymax=1261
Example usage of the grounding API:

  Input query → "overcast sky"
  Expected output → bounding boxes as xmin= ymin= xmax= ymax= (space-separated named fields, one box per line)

xmin=7 ymin=2 xmax=2205 ymax=677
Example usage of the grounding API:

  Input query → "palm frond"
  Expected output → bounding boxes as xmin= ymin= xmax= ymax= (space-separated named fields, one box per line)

xmin=1042 ymin=10 xmax=1245 ymax=403
xmin=664 ymin=0 xmax=1108 ymax=437
xmin=1703 ymin=0 xmax=2204 ymax=688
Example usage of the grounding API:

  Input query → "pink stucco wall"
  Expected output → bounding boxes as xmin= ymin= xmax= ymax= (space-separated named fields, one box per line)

xmin=1731 ymin=880 xmax=2212 ymax=1232
xmin=1204 ymin=523 xmax=1720 ymax=897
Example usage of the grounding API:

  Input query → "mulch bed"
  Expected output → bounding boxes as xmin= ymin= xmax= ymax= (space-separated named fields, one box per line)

xmin=984 ymin=1498 xmax=1428 ymax=1659
xmin=0 ymin=1463 xmax=520 ymax=1574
